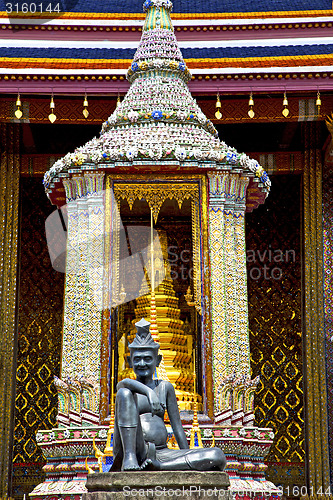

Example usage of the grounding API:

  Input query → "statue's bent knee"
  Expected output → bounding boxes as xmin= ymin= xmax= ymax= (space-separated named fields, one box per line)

xmin=116 ymin=388 xmax=138 ymax=427
xmin=210 ymin=448 xmax=226 ymax=468
xmin=117 ymin=387 xmax=133 ymax=402
xmin=186 ymin=448 xmax=226 ymax=471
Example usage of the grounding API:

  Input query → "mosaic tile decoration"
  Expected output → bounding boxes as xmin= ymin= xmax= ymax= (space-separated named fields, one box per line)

xmin=60 ymin=175 xmax=105 ymax=421
xmin=323 ymin=149 xmax=333 ymax=484
xmin=208 ymin=204 xmax=226 ymax=409
xmin=208 ymin=173 xmax=260 ymax=425
xmin=234 ymin=198 xmax=251 ymax=377
xmin=246 ymin=174 xmax=304 ymax=488
xmin=12 ymin=179 xmax=64 ymax=499
xmin=61 ymin=195 xmax=79 ymax=380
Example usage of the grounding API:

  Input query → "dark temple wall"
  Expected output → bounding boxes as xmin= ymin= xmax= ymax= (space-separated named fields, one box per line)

xmin=246 ymin=175 xmax=304 ymax=489
xmin=12 ymin=178 xmax=64 ymax=498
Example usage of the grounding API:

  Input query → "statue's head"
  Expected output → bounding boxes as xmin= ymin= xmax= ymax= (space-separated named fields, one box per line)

xmin=128 ymin=318 xmax=162 ymax=378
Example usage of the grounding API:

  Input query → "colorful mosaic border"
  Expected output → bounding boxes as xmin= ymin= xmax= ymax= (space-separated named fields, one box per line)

xmin=2 ymin=54 xmax=332 ymax=71
xmin=57 ymin=174 xmax=105 ymax=426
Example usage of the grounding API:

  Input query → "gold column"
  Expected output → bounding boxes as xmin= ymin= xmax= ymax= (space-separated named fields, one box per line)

xmin=0 ymin=123 xmax=20 ymax=495
xmin=191 ymin=197 xmax=202 ymax=314
xmin=303 ymin=122 xmax=330 ymax=489
xmin=200 ymin=176 xmax=214 ymax=418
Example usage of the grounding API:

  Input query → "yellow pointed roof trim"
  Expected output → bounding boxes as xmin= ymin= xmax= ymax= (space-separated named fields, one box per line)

xmin=1 ymin=53 xmax=332 ymax=70
xmin=1 ymin=9 xmax=332 ymax=20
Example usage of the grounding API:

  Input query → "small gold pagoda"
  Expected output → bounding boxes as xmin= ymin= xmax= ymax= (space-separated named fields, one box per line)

xmin=120 ymin=230 xmax=200 ymax=411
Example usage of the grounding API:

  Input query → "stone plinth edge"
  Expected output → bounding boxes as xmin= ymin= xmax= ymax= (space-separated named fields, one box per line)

xmin=83 ymin=471 xmax=230 ymax=499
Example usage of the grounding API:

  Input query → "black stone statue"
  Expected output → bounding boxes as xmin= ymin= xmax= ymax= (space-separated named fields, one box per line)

xmin=111 ymin=318 xmax=226 ymax=472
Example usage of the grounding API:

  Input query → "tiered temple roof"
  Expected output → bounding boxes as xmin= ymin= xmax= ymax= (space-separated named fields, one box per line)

xmin=0 ymin=0 xmax=331 ymax=89
xmin=1 ymin=0 xmax=331 ymax=13
xmin=41 ymin=0 xmax=270 ymax=211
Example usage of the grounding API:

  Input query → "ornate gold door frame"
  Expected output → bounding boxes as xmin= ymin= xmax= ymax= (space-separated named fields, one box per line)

xmin=100 ymin=174 xmax=213 ymax=420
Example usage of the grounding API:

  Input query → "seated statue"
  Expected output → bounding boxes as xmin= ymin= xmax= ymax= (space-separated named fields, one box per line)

xmin=111 ymin=318 xmax=226 ymax=472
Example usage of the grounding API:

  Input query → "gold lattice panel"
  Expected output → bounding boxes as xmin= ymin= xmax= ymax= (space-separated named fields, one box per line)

xmin=12 ymin=179 xmax=64 ymax=498
xmin=246 ymin=175 xmax=304 ymax=487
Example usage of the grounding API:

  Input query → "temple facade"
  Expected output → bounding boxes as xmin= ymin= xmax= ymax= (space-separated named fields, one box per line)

xmin=0 ymin=0 xmax=333 ymax=498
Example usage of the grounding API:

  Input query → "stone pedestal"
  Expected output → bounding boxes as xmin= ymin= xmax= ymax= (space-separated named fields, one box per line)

xmin=30 ymin=424 xmax=279 ymax=500
xmin=83 ymin=471 xmax=230 ymax=499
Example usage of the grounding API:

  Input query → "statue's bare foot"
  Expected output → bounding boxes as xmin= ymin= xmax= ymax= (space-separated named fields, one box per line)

xmin=122 ymin=454 xmax=140 ymax=471
xmin=140 ymin=458 xmax=160 ymax=471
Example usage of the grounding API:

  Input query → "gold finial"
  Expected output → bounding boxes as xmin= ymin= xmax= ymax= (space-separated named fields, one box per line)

xmin=15 ymin=92 xmax=23 ymax=119
xmin=215 ymin=93 xmax=222 ymax=120
xmin=248 ymin=92 xmax=255 ymax=119
xmin=316 ymin=90 xmax=321 ymax=115
xmin=104 ymin=321 xmax=116 ymax=456
xmin=103 ymin=405 xmax=115 ymax=456
xmin=93 ymin=437 xmax=105 ymax=473
xmin=48 ymin=94 xmax=56 ymax=123
xmin=190 ymin=349 xmax=203 ymax=448
xmin=83 ymin=93 xmax=89 ymax=119
xmin=282 ymin=92 xmax=289 ymax=118
xmin=85 ymin=457 xmax=95 ymax=474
